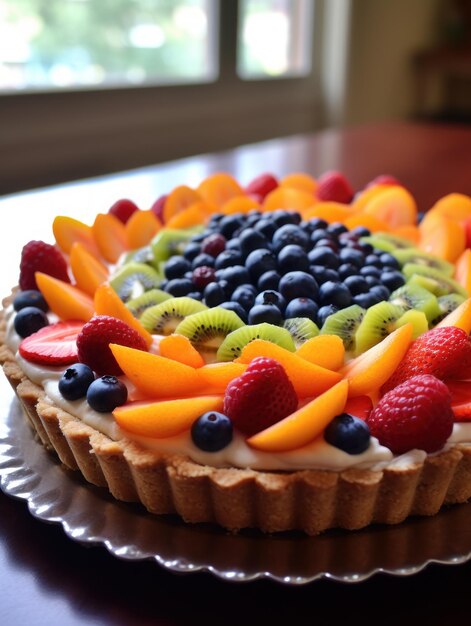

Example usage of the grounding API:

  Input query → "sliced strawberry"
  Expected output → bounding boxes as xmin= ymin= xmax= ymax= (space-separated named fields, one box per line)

xmin=19 ymin=321 xmax=83 ymax=365
xmin=445 ymin=380 xmax=471 ymax=422
xmin=344 ymin=395 xmax=373 ymax=421
xmin=451 ymin=403 xmax=471 ymax=421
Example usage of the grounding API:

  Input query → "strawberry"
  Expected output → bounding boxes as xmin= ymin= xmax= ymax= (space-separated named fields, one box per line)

xmin=19 ymin=240 xmax=70 ymax=291
xmin=368 ymin=375 xmax=454 ymax=454
xmin=19 ymin=321 xmax=83 ymax=365
xmin=108 ymin=198 xmax=139 ymax=224
xmin=223 ymin=357 xmax=298 ymax=436
xmin=445 ymin=380 xmax=471 ymax=422
xmin=381 ymin=327 xmax=471 ymax=394
xmin=150 ymin=194 xmax=168 ymax=222
xmin=77 ymin=315 xmax=148 ymax=376
xmin=245 ymin=173 xmax=278 ymax=200
xmin=365 ymin=174 xmax=402 ymax=189
xmin=316 ymin=171 xmax=354 ymax=204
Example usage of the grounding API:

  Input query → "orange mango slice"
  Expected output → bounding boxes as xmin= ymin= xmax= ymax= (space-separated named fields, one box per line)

xmin=247 ymin=380 xmax=348 ymax=452
xmin=197 ymin=362 xmax=247 ymax=391
xmin=69 ymin=242 xmax=109 ymax=297
xmin=221 ymin=196 xmax=259 ymax=215
xmin=437 ymin=298 xmax=471 ymax=334
xmin=419 ymin=214 xmax=465 ymax=263
xmin=455 ymin=250 xmax=471 ymax=294
xmin=94 ymin=283 xmax=153 ymax=348
xmin=350 ymin=184 xmax=391 ymax=213
xmin=362 ymin=186 xmax=417 ymax=227
xmin=110 ymin=344 xmax=204 ymax=399
xmin=92 ymin=213 xmax=128 ymax=263
xmin=280 ymin=173 xmax=318 ymax=195
xmin=165 ymin=202 xmax=211 ymax=229
xmin=197 ymin=173 xmax=245 ymax=209
xmin=114 ymin=395 xmax=224 ymax=438
xmin=341 ymin=324 xmax=413 ymax=397
xmin=428 ymin=193 xmax=471 ymax=223
xmin=159 ymin=334 xmax=205 ymax=368
xmin=262 ymin=187 xmax=315 ymax=213
xmin=35 ymin=272 xmax=94 ymax=322
xmin=301 ymin=202 xmax=351 ymax=223
xmin=236 ymin=340 xmax=342 ymax=398
xmin=163 ymin=185 xmax=202 ymax=223
xmin=296 ymin=335 xmax=345 ymax=371
xmin=126 ymin=210 xmax=162 ymax=249
xmin=391 ymin=224 xmax=420 ymax=244
xmin=53 ymin=216 xmax=100 ymax=256
xmin=344 ymin=213 xmax=390 ymax=233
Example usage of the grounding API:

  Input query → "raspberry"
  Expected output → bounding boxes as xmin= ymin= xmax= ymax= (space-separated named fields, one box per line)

xmin=150 ymin=194 xmax=168 ymax=222
xmin=317 ymin=171 xmax=354 ymax=204
xmin=245 ymin=173 xmax=278 ymax=200
xmin=19 ymin=240 xmax=70 ymax=291
xmin=192 ymin=266 xmax=216 ymax=288
xmin=108 ymin=198 xmax=139 ymax=224
xmin=223 ymin=357 xmax=298 ymax=436
xmin=201 ymin=233 xmax=226 ymax=257
xmin=365 ymin=174 xmax=402 ymax=188
xmin=382 ymin=326 xmax=471 ymax=393
xmin=77 ymin=315 xmax=147 ymax=376
xmin=368 ymin=375 xmax=454 ymax=454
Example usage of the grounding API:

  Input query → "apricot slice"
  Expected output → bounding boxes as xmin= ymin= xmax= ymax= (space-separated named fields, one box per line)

xmin=114 ymin=395 xmax=224 ymax=438
xmin=344 ymin=213 xmax=390 ymax=233
xmin=437 ymin=298 xmax=471 ymax=333
xmin=92 ymin=213 xmax=128 ymax=263
xmin=35 ymin=272 xmax=94 ymax=322
xmin=247 ymin=380 xmax=348 ymax=452
xmin=197 ymin=173 xmax=245 ymax=209
xmin=110 ymin=344 xmax=204 ymax=398
xmin=419 ymin=214 xmax=465 ymax=263
xmin=69 ymin=242 xmax=109 ymax=297
xmin=455 ymin=250 xmax=471 ymax=294
xmin=221 ymin=196 xmax=259 ymax=215
xmin=165 ymin=202 xmax=211 ymax=229
xmin=391 ymin=224 xmax=420 ymax=244
xmin=280 ymin=173 xmax=318 ymax=195
xmin=341 ymin=324 xmax=413 ymax=397
xmin=197 ymin=362 xmax=247 ymax=391
xmin=53 ymin=216 xmax=100 ymax=256
xmin=262 ymin=187 xmax=315 ymax=213
xmin=126 ymin=210 xmax=162 ymax=249
xmin=94 ymin=283 xmax=153 ymax=348
xmin=159 ymin=334 xmax=205 ymax=368
xmin=350 ymin=184 xmax=391 ymax=213
xmin=236 ymin=340 xmax=342 ymax=398
xmin=296 ymin=335 xmax=345 ymax=371
xmin=163 ymin=185 xmax=202 ymax=223
xmin=301 ymin=202 xmax=351 ymax=223
xmin=428 ymin=193 xmax=471 ymax=223
xmin=363 ymin=186 xmax=418 ymax=227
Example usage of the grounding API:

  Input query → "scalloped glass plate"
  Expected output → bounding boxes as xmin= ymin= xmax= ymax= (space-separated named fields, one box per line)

xmin=2 ymin=395 xmax=471 ymax=584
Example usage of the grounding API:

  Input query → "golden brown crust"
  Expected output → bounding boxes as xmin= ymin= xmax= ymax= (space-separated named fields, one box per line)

xmin=2 ymin=294 xmax=471 ymax=535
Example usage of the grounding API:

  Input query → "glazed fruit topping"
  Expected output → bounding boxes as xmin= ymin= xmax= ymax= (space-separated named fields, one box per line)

xmin=223 ymin=356 xmax=298 ymax=436
xmin=108 ymin=198 xmax=139 ymax=224
xmin=368 ymin=374 xmax=454 ymax=454
xmin=191 ymin=411 xmax=233 ymax=452
xmin=19 ymin=240 xmax=70 ymax=291
xmin=14 ymin=306 xmax=49 ymax=338
xmin=59 ymin=363 xmax=95 ymax=401
xmin=86 ymin=375 xmax=128 ymax=412
xmin=19 ymin=321 xmax=83 ymax=365
xmin=13 ymin=289 xmax=48 ymax=313
xmin=324 ymin=413 xmax=371 ymax=454
xmin=77 ymin=315 xmax=148 ymax=376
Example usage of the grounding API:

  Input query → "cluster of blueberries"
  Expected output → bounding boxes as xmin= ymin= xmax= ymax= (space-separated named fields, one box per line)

xmin=161 ymin=209 xmax=405 ymax=326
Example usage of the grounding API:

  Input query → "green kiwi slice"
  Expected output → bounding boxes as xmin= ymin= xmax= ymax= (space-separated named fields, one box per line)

xmin=395 ymin=309 xmax=429 ymax=338
xmin=140 ymin=297 xmax=207 ymax=335
xmin=431 ymin=294 xmax=466 ymax=326
xmin=175 ymin=308 xmax=245 ymax=353
xmin=217 ymin=323 xmax=296 ymax=361
xmin=320 ymin=304 xmax=365 ymax=352
xmin=126 ymin=289 xmax=172 ymax=318
xmin=388 ymin=283 xmax=441 ymax=322
xmin=123 ymin=245 xmax=155 ymax=266
xmin=110 ymin=262 xmax=161 ymax=302
xmin=283 ymin=318 xmax=319 ymax=348
xmin=151 ymin=227 xmax=203 ymax=264
xmin=403 ymin=264 xmax=469 ymax=298
xmin=355 ymin=302 xmax=405 ymax=354
xmin=360 ymin=232 xmax=412 ymax=253
xmin=392 ymin=249 xmax=454 ymax=277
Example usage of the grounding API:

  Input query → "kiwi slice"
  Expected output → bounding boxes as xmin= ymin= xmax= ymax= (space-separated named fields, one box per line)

xmin=124 ymin=245 xmax=155 ymax=266
xmin=389 ymin=283 xmax=441 ymax=322
xmin=403 ymin=263 xmax=469 ymax=298
xmin=126 ymin=289 xmax=172 ymax=318
xmin=151 ymin=227 xmax=203 ymax=264
xmin=360 ymin=232 xmax=412 ymax=253
xmin=110 ymin=262 xmax=161 ymax=302
xmin=217 ymin=323 xmax=296 ymax=361
xmin=392 ymin=249 xmax=454 ymax=277
xmin=355 ymin=302 xmax=405 ymax=354
xmin=430 ymin=293 xmax=466 ymax=326
xmin=175 ymin=308 xmax=245 ymax=353
xmin=283 ymin=318 xmax=319 ymax=348
xmin=320 ymin=304 xmax=365 ymax=352
xmin=140 ymin=297 xmax=207 ymax=335
xmin=395 ymin=309 xmax=429 ymax=338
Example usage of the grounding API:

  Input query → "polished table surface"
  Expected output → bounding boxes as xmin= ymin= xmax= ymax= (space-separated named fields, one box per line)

xmin=1 ymin=121 xmax=471 ymax=625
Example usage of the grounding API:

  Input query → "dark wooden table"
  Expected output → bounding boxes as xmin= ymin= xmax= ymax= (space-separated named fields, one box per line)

xmin=1 ymin=121 xmax=471 ymax=626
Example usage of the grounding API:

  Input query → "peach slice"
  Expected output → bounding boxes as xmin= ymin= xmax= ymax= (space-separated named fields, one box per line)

xmin=197 ymin=362 xmax=247 ymax=391
xmin=35 ymin=272 xmax=94 ymax=322
xmin=280 ymin=172 xmax=318 ymax=195
xmin=455 ymin=249 xmax=471 ymax=294
xmin=344 ymin=213 xmax=390 ymax=233
xmin=362 ymin=186 xmax=418 ymax=227
xmin=301 ymin=202 xmax=351 ymax=223
xmin=163 ymin=185 xmax=202 ymax=223
xmin=197 ymin=173 xmax=245 ymax=209
xmin=247 ymin=380 xmax=348 ymax=452
xmin=53 ymin=215 xmax=100 ymax=256
xmin=110 ymin=343 xmax=204 ymax=398
xmin=94 ymin=283 xmax=153 ymax=348
xmin=437 ymin=298 xmax=471 ymax=333
xmin=165 ymin=202 xmax=211 ymax=229
xmin=114 ymin=395 xmax=224 ymax=438
xmin=341 ymin=324 xmax=413 ymax=397
xmin=296 ymin=335 xmax=345 ymax=371
xmin=236 ymin=340 xmax=342 ymax=398
xmin=221 ymin=196 xmax=260 ymax=215
xmin=126 ymin=210 xmax=162 ymax=249
xmin=391 ymin=224 xmax=420 ymax=244
xmin=92 ymin=213 xmax=129 ymax=263
xmin=428 ymin=192 xmax=471 ymax=223
xmin=419 ymin=214 xmax=465 ymax=262
xmin=350 ymin=184 xmax=391 ymax=213
xmin=69 ymin=242 xmax=109 ymax=297
xmin=262 ymin=187 xmax=315 ymax=213
xmin=159 ymin=334 xmax=205 ymax=368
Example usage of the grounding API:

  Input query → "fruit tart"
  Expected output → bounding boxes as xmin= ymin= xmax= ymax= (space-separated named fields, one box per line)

xmin=2 ymin=171 xmax=471 ymax=535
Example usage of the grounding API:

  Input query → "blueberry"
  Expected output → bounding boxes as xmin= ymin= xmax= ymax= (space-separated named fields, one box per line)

xmin=358 ymin=241 xmax=374 ymax=255
xmin=364 ymin=254 xmax=382 ymax=268
xmin=381 ymin=270 xmax=405 ymax=291
xmin=352 ymin=292 xmax=381 ymax=308
xmin=255 ymin=290 xmax=287 ymax=313
xmin=272 ymin=210 xmax=301 ymax=227
xmin=214 ymin=249 xmax=244 ymax=269
xmin=379 ymin=253 xmax=400 ymax=269
xmin=417 ymin=211 xmax=426 ymax=224
xmin=317 ymin=304 xmax=339 ymax=326
xmin=248 ymin=303 xmax=283 ymax=325
xmin=314 ymin=238 xmax=339 ymax=252
xmin=284 ymin=297 xmax=319 ymax=322
xmin=231 ymin=285 xmax=257 ymax=310
xmin=14 ymin=306 xmax=49 ymax=338
xmin=191 ymin=411 xmax=233 ymax=452
xmin=186 ymin=291 xmax=203 ymax=300
xmin=219 ymin=215 xmax=246 ymax=239
xmin=239 ymin=228 xmax=269 ymax=256
xmin=310 ymin=266 xmax=339 ymax=285
xmin=86 ymin=376 xmax=128 ymax=413
xmin=191 ymin=253 xmax=215 ymax=269
xmin=277 ymin=244 xmax=310 ymax=273
xmin=308 ymin=218 xmax=328 ymax=230
xmin=360 ymin=266 xmax=382 ymax=278
xmin=246 ymin=210 xmax=262 ymax=227
xmin=339 ymin=248 xmax=364 ymax=268
xmin=254 ymin=219 xmax=277 ymax=240
xmin=245 ymin=248 xmax=277 ymax=280
xmin=220 ymin=265 xmax=250 ymax=289
xmin=225 ymin=238 xmax=242 ymax=252
xmin=203 ymin=282 xmax=228 ymax=307
xmin=219 ymin=301 xmax=248 ymax=322
xmin=278 ymin=271 xmax=319 ymax=301
xmin=164 ymin=256 xmax=192 ymax=280
xmin=310 ymin=228 xmax=330 ymax=245
xmin=324 ymin=413 xmax=370 ymax=454
xmin=338 ymin=263 xmax=358 ymax=280
xmin=59 ymin=363 xmax=95 ymax=401
xmin=344 ymin=275 xmax=369 ymax=296
xmin=209 ymin=212 xmax=224 ymax=225
xmin=326 ymin=222 xmax=348 ymax=236
xmin=201 ymin=233 xmax=227 ymax=257
xmin=272 ymin=224 xmax=309 ymax=252
xmin=183 ymin=242 xmax=201 ymax=262
xmin=318 ymin=281 xmax=352 ymax=308
xmin=13 ymin=290 xmax=48 ymax=312
xmin=257 ymin=270 xmax=281 ymax=291
xmin=308 ymin=246 xmax=339 ymax=269
xmin=165 ymin=278 xmax=194 ymax=297
xmin=369 ymin=284 xmax=391 ymax=300
xmin=351 ymin=226 xmax=371 ymax=238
